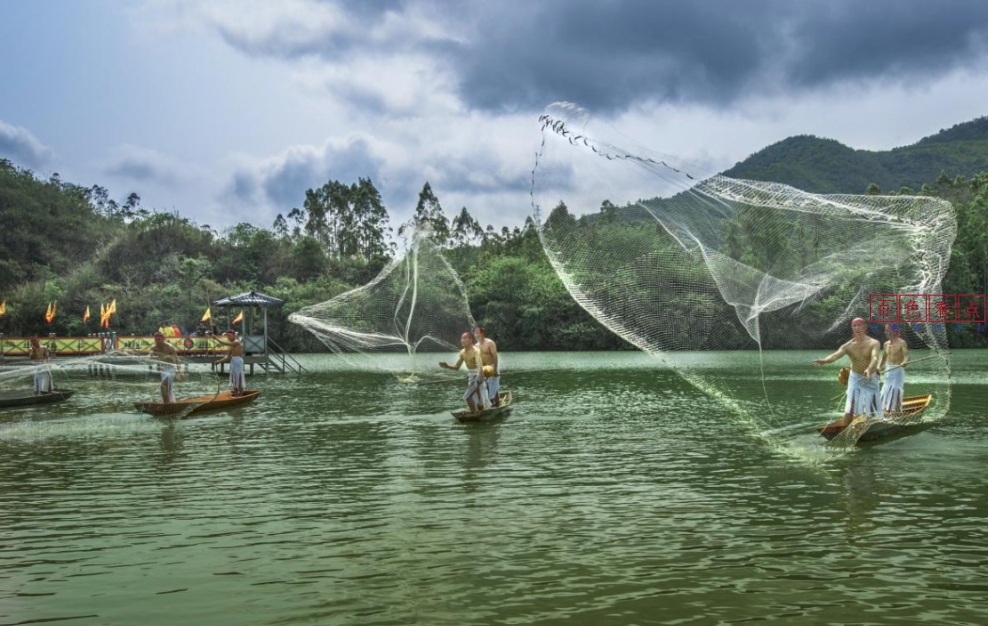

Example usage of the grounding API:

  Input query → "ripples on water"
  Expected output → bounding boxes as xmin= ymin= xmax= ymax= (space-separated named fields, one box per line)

xmin=1 ymin=351 xmax=986 ymax=625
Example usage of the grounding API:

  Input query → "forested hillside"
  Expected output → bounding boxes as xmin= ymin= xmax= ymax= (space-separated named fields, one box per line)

xmin=726 ymin=116 xmax=988 ymax=195
xmin=1 ymin=113 xmax=987 ymax=351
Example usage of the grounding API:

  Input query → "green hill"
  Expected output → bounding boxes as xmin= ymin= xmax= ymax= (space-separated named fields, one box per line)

xmin=724 ymin=115 xmax=988 ymax=193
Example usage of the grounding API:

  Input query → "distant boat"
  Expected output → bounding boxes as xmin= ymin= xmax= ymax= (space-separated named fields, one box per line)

xmin=818 ymin=394 xmax=934 ymax=443
xmin=451 ymin=390 xmax=513 ymax=423
xmin=134 ymin=389 xmax=261 ymax=418
xmin=0 ymin=389 xmax=75 ymax=409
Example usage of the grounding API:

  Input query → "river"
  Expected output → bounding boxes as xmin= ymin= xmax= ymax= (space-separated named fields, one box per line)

xmin=1 ymin=350 xmax=986 ymax=625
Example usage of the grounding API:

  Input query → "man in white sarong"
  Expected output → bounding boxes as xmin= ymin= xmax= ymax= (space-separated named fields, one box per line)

xmin=879 ymin=323 xmax=910 ymax=414
xmin=475 ymin=326 xmax=500 ymax=408
xmin=215 ymin=331 xmax=246 ymax=397
xmin=148 ymin=332 xmax=179 ymax=403
xmin=812 ymin=317 xmax=881 ymax=428
xmin=29 ymin=336 xmax=53 ymax=394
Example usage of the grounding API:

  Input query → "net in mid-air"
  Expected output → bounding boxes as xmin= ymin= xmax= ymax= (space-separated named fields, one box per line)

xmin=531 ymin=102 xmax=956 ymax=449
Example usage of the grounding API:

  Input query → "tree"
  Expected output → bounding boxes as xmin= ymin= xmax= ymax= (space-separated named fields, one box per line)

xmin=545 ymin=200 xmax=576 ymax=234
xmin=297 ymin=178 xmax=393 ymax=260
xmin=451 ymin=206 xmax=484 ymax=248
xmin=402 ymin=182 xmax=450 ymax=246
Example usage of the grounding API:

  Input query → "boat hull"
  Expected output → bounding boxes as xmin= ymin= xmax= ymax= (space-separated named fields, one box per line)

xmin=452 ymin=391 xmax=513 ymax=423
xmin=818 ymin=394 xmax=933 ymax=443
xmin=0 ymin=389 xmax=75 ymax=409
xmin=134 ymin=389 xmax=261 ymax=417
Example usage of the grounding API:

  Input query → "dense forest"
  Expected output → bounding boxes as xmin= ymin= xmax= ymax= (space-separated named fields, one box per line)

xmin=1 ymin=117 xmax=987 ymax=351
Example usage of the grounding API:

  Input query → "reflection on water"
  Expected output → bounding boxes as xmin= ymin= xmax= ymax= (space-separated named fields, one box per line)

xmin=0 ymin=350 xmax=986 ymax=625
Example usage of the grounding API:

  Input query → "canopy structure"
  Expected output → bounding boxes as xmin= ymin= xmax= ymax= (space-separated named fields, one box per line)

xmin=212 ymin=290 xmax=285 ymax=356
xmin=212 ymin=291 xmax=285 ymax=308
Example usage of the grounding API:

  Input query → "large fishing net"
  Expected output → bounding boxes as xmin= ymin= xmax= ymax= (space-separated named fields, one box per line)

xmin=531 ymin=103 xmax=956 ymax=451
xmin=289 ymin=228 xmax=476 ymax=381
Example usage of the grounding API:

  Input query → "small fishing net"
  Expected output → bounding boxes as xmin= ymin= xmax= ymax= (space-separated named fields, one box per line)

xmin=531 ymin=102 xmax=955 ymax=450
xmin=289 ymin=228 xmax=476 ymax=381
xmin=0 ymin=341 xmax=230 ymax=423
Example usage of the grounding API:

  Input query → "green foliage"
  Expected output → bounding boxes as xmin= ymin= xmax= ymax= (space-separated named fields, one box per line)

xmin=2 ymin=122 xmax=987 ymax=350
xmin=726 ymin=124 xmax=988 ymax=196
xmin=0 ymin=159 xmax=125 ymax=293
xmin=294 ymin=177 xmax=394 ymax=260
xmin=402 ymin=182 xmax=450 ymax=246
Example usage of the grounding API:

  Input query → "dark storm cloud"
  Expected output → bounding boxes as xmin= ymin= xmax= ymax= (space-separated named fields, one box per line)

xmin=0 ymin=120 xmax=52 ymax=169
xmin=448 ymin=0 xmax=988 ymax=112
xmin=214 ymin=0 xmax=988 ymax=114
xmin=104 ymin=154 xmax=181 ymax=185
xmin=230 ymin=139 xmax=384 ymax=211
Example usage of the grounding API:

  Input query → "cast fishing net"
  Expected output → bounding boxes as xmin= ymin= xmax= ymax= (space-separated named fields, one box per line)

xmin=0 ymin=341 xmax=230 ymax=424
xmin=531 ymin=102 xmax=956 ymax=449
xmin=289 ymin=228 xmax=476 ymax=381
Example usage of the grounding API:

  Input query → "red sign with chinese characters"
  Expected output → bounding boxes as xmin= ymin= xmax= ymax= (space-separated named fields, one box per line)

xmin=870 ymin=293 xmax=985 ymax=322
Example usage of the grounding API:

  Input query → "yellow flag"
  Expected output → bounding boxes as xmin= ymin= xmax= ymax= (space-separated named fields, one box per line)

xmin=83 ymin=305 xmax=90 ymax=323
xmin=45 ymin=301 xmax=56 ymax=324
xmin=201 ymin=306 xmax=212 ymax=322
xmin=232 ymin=310 xmax=244 ymax=324
xmin=108 ymin=298 xmax=117 ymax=315
xmin=0 ymin=300 xmax=6 ymax=317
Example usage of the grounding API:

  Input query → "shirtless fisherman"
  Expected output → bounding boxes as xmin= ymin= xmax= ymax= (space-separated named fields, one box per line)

xmin=879 ymin=323 xmax=910 ymax=413
xmin=148 ymin=332 xmax=180 ymax=403
xmin=474 ymin=326 xmax=500 ymax=408
xmin=439 ymin=332 xmax=486 ymax=414
xmin=812 ymin=317 xmax=880 ymax=426
xmin=28 ymin=336 xmax=53 ymax=394
xmin=214 ymin=331 xmax=246 ymax=397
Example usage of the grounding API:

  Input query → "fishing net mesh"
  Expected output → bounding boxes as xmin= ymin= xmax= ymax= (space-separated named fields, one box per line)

xmin=531 ymin=103 xmax=956 ymax=449
xmin=289 ymin=228 xmax=476 ymax=381
xmin=0 ymin=347 xmax=229 ymax=423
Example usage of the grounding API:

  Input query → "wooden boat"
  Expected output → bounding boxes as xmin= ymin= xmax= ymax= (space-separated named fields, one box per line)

xmin=0 ymin=389 xmax=75 ymax=409
xmin=818 ymin=394 xmax=934 ymax=443
xmin=452 ymin=391 xmax=513 ymax=423
xmin=134 ymin=389 xmax=261 ymax=417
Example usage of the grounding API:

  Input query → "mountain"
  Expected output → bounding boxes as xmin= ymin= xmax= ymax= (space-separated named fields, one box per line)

xmin=724 ymin=115 xmax=988 ymax=194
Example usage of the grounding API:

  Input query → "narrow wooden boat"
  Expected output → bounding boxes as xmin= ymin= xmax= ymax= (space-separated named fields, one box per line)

xmin=818 ymin=394 xmax=933 ymax=443
xmin=134 ymin=389 xmax=261 ymax=417
xmin=0 ymin=389 xmax=75 ymax=409
xmin=452 ymin=391 xmax=513 ymax=423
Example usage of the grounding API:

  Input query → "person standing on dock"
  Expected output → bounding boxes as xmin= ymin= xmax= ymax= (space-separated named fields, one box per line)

xmin=214 ymin=331 xmax=245 ymax=397
xmin=812 ymin=317 xmax=881 ymax=426
xmin=879 ymin=323 xmax=910 ymax=413
xmin=148 ymin=332 xmax=179 ymax=403
xmin=28 ymin=336 xmax=53 ymax=394
xmin=474 ymin=327 xmax=500 ymax=408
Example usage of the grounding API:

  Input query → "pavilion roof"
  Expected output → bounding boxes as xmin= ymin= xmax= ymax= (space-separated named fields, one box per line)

xmin=212 ymin=290 xmax=285 ymax=308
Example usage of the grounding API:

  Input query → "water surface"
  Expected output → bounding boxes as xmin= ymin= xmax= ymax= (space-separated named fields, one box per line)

xmin=1 ymin=351 xmax=986 ymax=625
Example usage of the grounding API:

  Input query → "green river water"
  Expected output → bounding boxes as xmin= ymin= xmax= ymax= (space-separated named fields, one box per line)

xmin=1 ymin=350 xmax=986 ymax=625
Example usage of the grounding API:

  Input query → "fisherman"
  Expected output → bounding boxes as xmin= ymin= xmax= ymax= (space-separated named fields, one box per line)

xmin=439 ymin=332 xmax=486 ymax=414
xmin=812 ymin=317 xmax=881 ymax=426
xmin=214 ymin=331 xmax=246 ymax=397
xmin=879 ymin=323 xmax=910 ymax=413
xmin=148 ymin=332 xmax=180 ymax=403
xmin=474 ymin=326 xmax=500 ymax=408
xmin=28 ymin=335 xmax=53 ymax=394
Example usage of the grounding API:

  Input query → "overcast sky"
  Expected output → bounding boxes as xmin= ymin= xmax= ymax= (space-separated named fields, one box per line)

xmin=2 ymin=0 xmax=987 ymax=234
